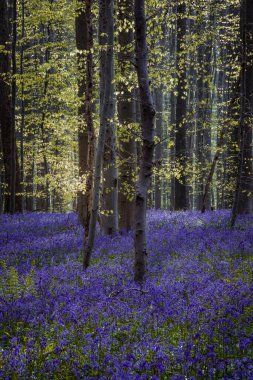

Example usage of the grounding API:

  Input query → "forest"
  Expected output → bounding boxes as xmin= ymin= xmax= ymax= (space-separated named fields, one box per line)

xmin=0 ymin=0 xmax=253 ymax=378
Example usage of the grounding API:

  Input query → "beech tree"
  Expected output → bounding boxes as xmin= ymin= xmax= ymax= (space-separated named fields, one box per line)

xmin=0 ymin=0 xmax=21 ymax=213
xmin=231 ymin=0 xmax=253 ymax=225
xmin=0 ymin=0 xmax=12 ymax=213
xmin=117 ymin=0 xmax=137 ymax=232
xmin=83 ymin=0 xmax=115 ymax=269
xmin=154 ymin=88 xmax=163 ymax=209
xmin=236 ymin=0 xmax=253 ymax=215
xmin=100 ymin=0 xmax=118 ymax=235
xmin=134 ymin=0 xmax=156 ymax=283
xmin=175 ymin=2 xmax=187 ymax=210
xmin=195 ymin=8 xmax=213 ymax=210
xmin=76 ymin=0 xmax=95 ymax=238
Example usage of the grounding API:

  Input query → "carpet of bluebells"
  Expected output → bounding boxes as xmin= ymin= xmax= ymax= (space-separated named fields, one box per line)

xmin=0 ymin=210 xmax=253 ymax=379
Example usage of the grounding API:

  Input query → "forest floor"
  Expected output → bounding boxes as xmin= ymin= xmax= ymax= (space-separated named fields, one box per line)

xmin=0 ymin=210 xmax=253 ymax=379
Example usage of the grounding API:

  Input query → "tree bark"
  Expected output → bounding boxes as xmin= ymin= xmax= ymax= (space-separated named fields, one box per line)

xmin=231 ymin=0 xmax=253 ymax=225
xmin=195 ymin=42 xmax=212 ymax=210
xmin=154 ymin=88 xmax=163 ymax=209
xmin=0 ymin=0 xmax=13 ymax=213
xmin=100 ymin=0 xmax=118 ymax=235
xmin=237 ymin=0 xmax=253 ymax=214
xmin=134 ymin=0 xmax=156 ymax=283
xmin=19 ymin=0 xmax=25 ymax=212
xmin=76 ymin=0 xmax=95 ymax=238
xmin=175 ymin=2 xmax=187 ymax=210
xmin=117 ymin=0 xmax=136 ymax=232
xmin=83 ymin=0 xmax=114 ymax=269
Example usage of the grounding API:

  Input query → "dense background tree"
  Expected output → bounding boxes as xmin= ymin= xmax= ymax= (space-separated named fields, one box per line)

xmin=0 ymin=0 xmax=251 ymax=244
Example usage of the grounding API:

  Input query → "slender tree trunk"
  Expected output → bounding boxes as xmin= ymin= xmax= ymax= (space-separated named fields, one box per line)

xmin=216 ymin=48 xmax=226 ymax=209
xmin=83 ymin=0 xmax=114 ymax=269
xmin=40 ymin=67 xmax=50 ymax=212
xmin=169 ymin=19 xmax=177 ymax=210
xmin=154 ymin=88 xmax=163 ymax=209
xmin=195 ymin=42 xmax=212 ymax=210
xmin=117 ymin=0 xmax=136 ymax=232
xmin=20 ymin=0 xmax=25 ymax=212
xmin=76 ymin=0 xmax=95 ymax=238
xmin=134 ymin=0 xmax=156 ymax=283
xmin=100 ymin=0 xmax=118 ymax=235
xmin=170 ymin=92 xmax=176 ymax=210
xmin=26 ymin=155 xmax=35 ymax=211
xmin=10 ymin=0 xmax=17 ymax=214
xmin=175 ymin=2 xmax=187 ymax=210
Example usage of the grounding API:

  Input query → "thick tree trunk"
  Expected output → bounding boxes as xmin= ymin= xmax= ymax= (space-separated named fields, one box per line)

xmin=134 ymin=0 xmax=156 ymax=283
xmin=76 ymin=0 xmax=95 ymax=238
xmin=100 ymin=0 xmax=118 ymax=235
xmin=117 ymin=0 xmax=136 ymax=232
xmin=237 ymin=0 xmax=253 ymax=214
xmin=231 ymin=0 xmax=253 ymax=225
xmin=175 ymin=3 xmax=187 ymax=210
xmin=0 ymin=0 xmax=20 ymax=213
xmin=0 ymin=0 xmax=12 ymax=213
xmin=83 ymin=0 xmax=114 ymax=269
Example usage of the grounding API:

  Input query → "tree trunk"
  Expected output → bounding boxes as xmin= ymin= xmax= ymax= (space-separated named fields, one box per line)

xmin=117 ymin=0 xmax=136 ymax=232
xmin=231 ymin=0 xmax=253 ymax=225
xmin=19 ymin=0 xmax=25 ymax=212
xmin=195 ymin=42 xmax=212 ymax=210
xmin=76 ymin=0 xmax=95 ymax=238
xmin=237 ymin=0 xmax=253 ymax=214
xmin=0 ymin=0 xmax=12 ymax=212
xmin=10 ymin=0 xmax=17 ymax=213
xmin=83 ymin=0 xmax=114 ymax=269
xmin=134 ymin=0 xmax=156 ymax=283
xmin=40 ymin=54 xmax=50 ymax=212
xmin=100 ymin=0 xmax=118 ymax=235
xmin=154 ymin=87 xmax=163 ymax=209
xmin=175 ymin=2 xmax=187 ymax=210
